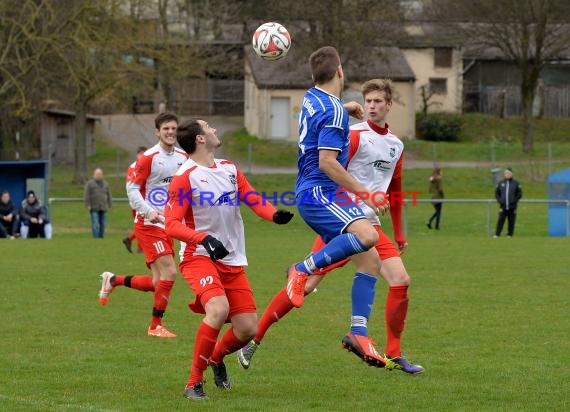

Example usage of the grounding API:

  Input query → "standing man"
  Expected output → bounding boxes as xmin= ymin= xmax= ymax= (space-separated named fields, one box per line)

xmin=84 ymin=168 xmax=112 ymax=238
xmin=122 ymin=146 xmax=147 ymax=253
xmin=98 ymin=113 xmax=188 ymax=338
xmin=494 ymin=167 xmax=522 ymax=237
xmin=285 ymin=46 xmax=388 ymax=367
xmin=238 ymin=79 xmax=423 ymax=374
xmin=165 ymin=119 xmax=293 ymax=400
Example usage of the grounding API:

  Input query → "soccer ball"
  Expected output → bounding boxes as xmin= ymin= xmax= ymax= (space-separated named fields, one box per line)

xmin=252 ymin=22 xmax=291 ymax=61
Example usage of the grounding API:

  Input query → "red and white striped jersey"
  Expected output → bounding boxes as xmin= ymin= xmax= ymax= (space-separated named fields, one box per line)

xmin=347 ymin=120 xmax=404 ymax=226
xmin=127 ymin=143 xmax=188 ymax=227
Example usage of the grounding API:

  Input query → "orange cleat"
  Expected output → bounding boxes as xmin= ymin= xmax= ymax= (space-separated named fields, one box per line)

xmin=341 ymin=333 xmax=386 ymax=368
xmin=147 ymin=325 xmax=177 ymax=338
xmin=286 ymin=265 xmax=308 ymax=308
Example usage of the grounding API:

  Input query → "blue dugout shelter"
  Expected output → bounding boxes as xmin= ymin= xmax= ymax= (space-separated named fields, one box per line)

xmin=0 ymin=160 xmax=49 ymax=211
xmin=548 ymin=168 xmax=570 ymax=237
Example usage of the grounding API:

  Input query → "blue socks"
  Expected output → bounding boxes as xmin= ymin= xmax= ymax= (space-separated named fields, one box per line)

xmin=350 ymin=272 xmax=377 ymax=336
xmin=296 ymin=233 xmax=367 ymax=274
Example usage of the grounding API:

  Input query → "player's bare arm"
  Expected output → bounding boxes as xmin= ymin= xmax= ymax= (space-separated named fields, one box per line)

xmin=343 ymin=101 xmax=364 ymax=120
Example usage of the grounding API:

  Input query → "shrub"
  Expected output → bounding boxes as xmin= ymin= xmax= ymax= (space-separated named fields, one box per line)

xmin=416 ymin=113 xmax=463 ymax=142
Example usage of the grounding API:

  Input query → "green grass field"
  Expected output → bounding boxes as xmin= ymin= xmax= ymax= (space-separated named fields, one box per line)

xmin=2 ymin=170 xmax=570 ymax=411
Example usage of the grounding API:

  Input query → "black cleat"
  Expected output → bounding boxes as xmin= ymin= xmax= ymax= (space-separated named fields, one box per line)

xmin=183 ymin=382 xmax=208 ymax=400
xmin=210 ymin=362 xmax=232 ymax=389
xmin=122 ymin=237 xmax=133 ymax=253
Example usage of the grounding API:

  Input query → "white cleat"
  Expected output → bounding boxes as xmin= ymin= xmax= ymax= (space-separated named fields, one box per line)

xmin=98 ymin=272 xmax=115 ymax=305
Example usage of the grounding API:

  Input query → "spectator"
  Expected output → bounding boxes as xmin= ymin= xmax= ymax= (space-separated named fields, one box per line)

xmin=0 ymin=190 xmax=20 ymax=238
xmin=84 ymin=167 xmax=112 ymax=238
xmin=427 ymin=168 xmax=444 ymax=230
xmin=20 ymin=191 xmax=52 ymax=239
xmin=494 ymin=167 xmax=522 ymax=238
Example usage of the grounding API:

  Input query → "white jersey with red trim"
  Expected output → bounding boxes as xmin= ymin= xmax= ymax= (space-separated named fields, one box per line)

xmin=348 ymin=121 xmax=404 ymax=224
xmin=173 ymin=158 xmax=247 ymax=266
xmin=128 ymin=143 xmax=187 ymax=228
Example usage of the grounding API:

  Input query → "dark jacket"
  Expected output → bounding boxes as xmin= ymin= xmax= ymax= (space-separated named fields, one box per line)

xmin=0 ymin=199 xmax=17 ymax=218
xmin=20 ymin=199 xmax=47 ymax=221
xmin=495 ymin=178 xmax=522 ymax=210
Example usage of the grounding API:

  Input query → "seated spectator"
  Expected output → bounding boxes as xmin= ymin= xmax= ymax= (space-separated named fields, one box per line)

xmin=0 ymin=190 xmax=19 ymax=238
xmin=20 ymin=190 xmax=52 ymax=239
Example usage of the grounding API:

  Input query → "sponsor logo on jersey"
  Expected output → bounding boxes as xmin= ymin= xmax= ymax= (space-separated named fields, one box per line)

xmin=367 ymin=159 xmax=391 ymax=170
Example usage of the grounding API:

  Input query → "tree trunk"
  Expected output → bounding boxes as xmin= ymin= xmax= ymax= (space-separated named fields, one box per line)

xmin=73 ymin=101 xmax=88 ymax=183
xmin=521 ymin=76 xmax=536 ymax=153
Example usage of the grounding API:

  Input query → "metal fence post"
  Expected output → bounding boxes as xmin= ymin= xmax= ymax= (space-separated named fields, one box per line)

xmin=487 ymin=200 xmax=492 ymax=237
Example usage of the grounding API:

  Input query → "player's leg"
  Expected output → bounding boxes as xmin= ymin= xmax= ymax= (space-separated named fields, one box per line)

xmin=99 ymin=225 xmax=156 ymax=305
xmin=341 ymin=246 xmax=385 ymax=368
xmin=373 ymin=228 xmax=423 ymax=373
xmin=148 ymin=252 xmax=177 ymax=337
xmin=182 ymin=257 xmax=228 ymax=400
xmin=237 ymin=273 xmax=324 ymax=369
xmin=210 ymin=268 xmax=256 ymax=387
xmin=288 ymin=188 xmax=376 ymax=308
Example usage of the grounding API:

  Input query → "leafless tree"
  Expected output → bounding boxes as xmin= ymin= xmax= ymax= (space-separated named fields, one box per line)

xmin=426 ymin=0 xmax=570 ymax=153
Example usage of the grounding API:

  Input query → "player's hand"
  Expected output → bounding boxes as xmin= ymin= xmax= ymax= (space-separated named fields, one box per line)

xmin=398 ymin=241 xmax=408 ymax=254
xmin=148 ymin=211 xmax=164 ymax=224
xmin=344 ymin=101 xmax=364 ymax=120
xmin=201 ymin=235 xmax=229 ymax=261
xmin=273 ymin=210 xmax=294 ymax=224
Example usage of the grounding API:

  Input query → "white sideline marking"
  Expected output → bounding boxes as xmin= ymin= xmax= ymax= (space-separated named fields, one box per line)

xmin=0 ymin=393 xmax=119 ymax=412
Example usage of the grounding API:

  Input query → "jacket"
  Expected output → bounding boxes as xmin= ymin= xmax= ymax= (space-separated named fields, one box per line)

xmin=0 ymin=200 xmax=17 ymax=218
xmin=495 ymin=178 xmax=522 ymax=210
xmin=429 ymin=176 xmax=444 ymax=202
xmin=84 ymin=179 xmax=112 ymax=211
xmin=20 ymin=199 xmax=47 ymax=221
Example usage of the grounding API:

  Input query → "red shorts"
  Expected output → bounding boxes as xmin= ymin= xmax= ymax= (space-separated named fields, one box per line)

xmin=135 ymin=224 xmax=174 ymax=268
xmin=311 ymin=225 xmax=400 ymax=275
xmin=179 ymin=255 xmax=256 ymax=320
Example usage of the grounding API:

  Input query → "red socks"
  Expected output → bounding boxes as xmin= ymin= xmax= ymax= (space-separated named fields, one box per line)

xmin=210 ymin=327 xmax=245 ymax=365
xmin=150 ymin=280 xmax=174 ymax=329
xmin=255 ymin=288 xmax=295 ymax=342
xmin=187 ymin=322 xmax=219 ymax=387
xmin=385 ymin=285 xmax=409 ymax=358
xmin=112 ymin=275 xmax=154 ymax=291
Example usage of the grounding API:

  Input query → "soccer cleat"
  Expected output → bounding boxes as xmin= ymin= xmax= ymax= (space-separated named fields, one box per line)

xmin=98 ymin=271 xmax=115 ymax=305
xmin=210 ymin=361 xmax=232 ymax=389
xmin=385 ymin=355 xmax=425 ymax=375
xmin=286 ymin=265 xmax=308 ymax=308
xmin=341 ymin=333 xmax=386 ymax=368
xmin=147 ymin=325 xmax=177 ymax=338
xmin=183 ymin=382 xmax=208 ymax=400
xmin=122 ymin=237 xmax=133 ymax=253
xmin=236 ymin=339 xmax=259 ymax=370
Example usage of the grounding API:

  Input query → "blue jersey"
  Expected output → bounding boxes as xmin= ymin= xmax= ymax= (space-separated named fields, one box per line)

xmin=295 ymin=87 xmax=350 ymax=194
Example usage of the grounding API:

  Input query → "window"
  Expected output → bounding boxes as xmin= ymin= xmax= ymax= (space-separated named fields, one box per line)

xmin=434 ymin=48 xmax=453 ymax=68
xmin=429 ymin=78 xmax=448 ymax=95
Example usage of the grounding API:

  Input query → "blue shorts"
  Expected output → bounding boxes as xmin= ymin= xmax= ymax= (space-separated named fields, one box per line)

xmin=296 ymin=187 xmax=366 ymax=243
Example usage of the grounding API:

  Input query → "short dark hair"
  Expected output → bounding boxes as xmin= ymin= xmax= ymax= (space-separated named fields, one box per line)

xmin=136 ymin=146 xmax=147 ymax=154
xmin=154 ymin=112 xmax=178 ymax=129
xmin=176 ymin=119 xmax=203 ymax=154
xmin=309 ymin=46 xmax=341 ymax=85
